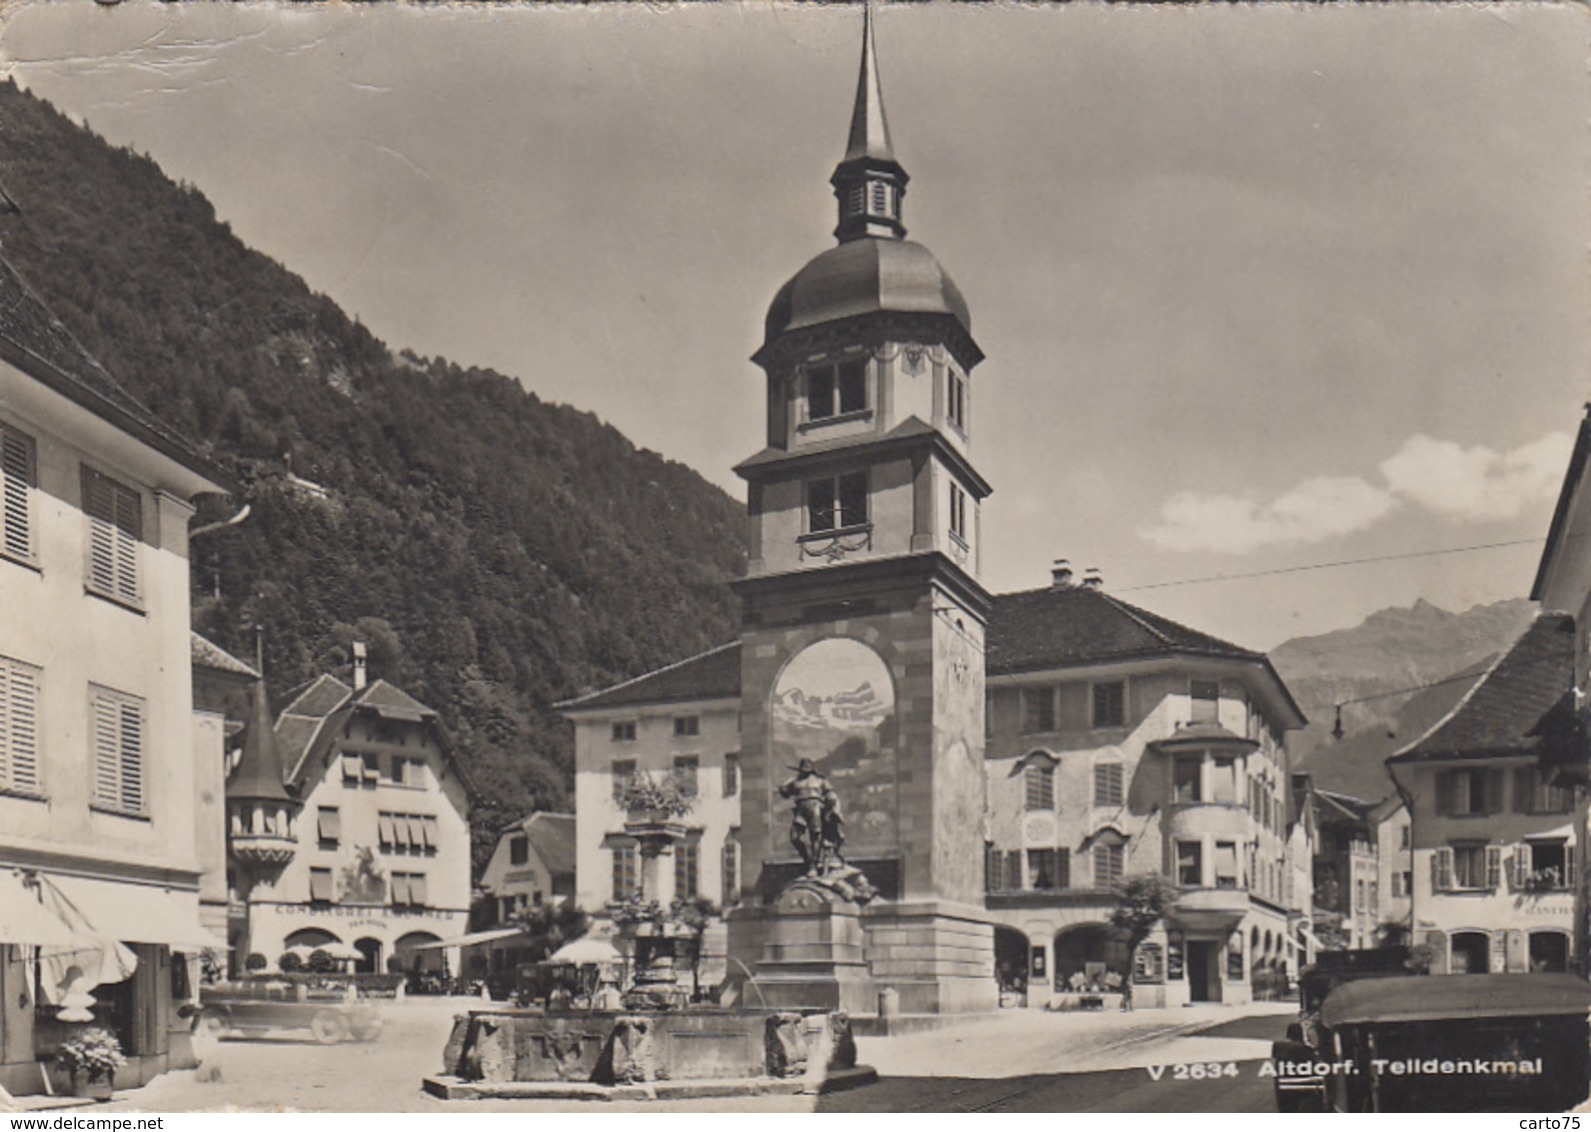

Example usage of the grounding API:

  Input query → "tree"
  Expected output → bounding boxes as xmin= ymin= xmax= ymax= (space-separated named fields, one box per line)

xmin=1109 ymin=873 xmax=1179 ymax=1012
xmin=510 ymin=901 xmax=592 ymax=964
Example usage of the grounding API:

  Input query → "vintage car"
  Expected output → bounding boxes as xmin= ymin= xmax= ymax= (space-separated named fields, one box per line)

xmin=1314 ymin=973 xmax=1591 ymax=1113
xmin=1270 ymin=948 xmax=1412 ymax=1111
xmin=195 ymin=980 xmax=385 ymax=1044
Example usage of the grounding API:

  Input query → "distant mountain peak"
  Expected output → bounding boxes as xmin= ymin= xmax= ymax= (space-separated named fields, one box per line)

xmin=1271 ymin=596 xmax=1537 ymax=801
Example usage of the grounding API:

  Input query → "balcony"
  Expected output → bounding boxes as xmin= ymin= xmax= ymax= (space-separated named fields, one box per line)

xmin=1171 ymin=886 xmax=1251 ymax=932
xmin=230 ymin=831 xmax=296 ymax=867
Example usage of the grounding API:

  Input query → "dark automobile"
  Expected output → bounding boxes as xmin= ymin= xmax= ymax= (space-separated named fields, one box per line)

xmin=195 ymin=980 xmax=384 ymax=1044
xmin=1271 ymin=948 xmax=1411 ymax=1111
xmin=1316 ymin=974 xmax=1591 ymax=1113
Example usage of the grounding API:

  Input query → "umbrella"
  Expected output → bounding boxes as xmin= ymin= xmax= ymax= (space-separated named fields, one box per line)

xmin=548 ymin=937 xmax=621 ymax=965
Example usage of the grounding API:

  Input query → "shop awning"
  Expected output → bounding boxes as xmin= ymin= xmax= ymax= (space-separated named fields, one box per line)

xmin=0 ymin=871 xmax=80 ymax=946
xmin=46 ymin=875 xmax=226 ymax=951
xmin=409 ymin=927 xmax=525 ymax=951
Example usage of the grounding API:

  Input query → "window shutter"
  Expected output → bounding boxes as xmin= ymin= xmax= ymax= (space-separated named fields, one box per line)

xmin=1 ymin=428 xmax=33 ymax=560
xmin=92 ymin=693 xmax=120 ymax=807
xmin=406 ymin=815 xmax=425 ymax=846
xmin=1435 ymin=772 xmax=1455 ymax=816
xmin=1055 ymin=847 xmax=1071 ymax=889
xmin=410 ymin=874 xmax=428 ymax=907
xmin=422 ymin=815 xmax=438 ymax=849
xmin=378 ymin=812 xmax=395 ymax=847
xmin=1486 ymin=770 xmax=1505 ymax=815
xmin=1514 ymin=845 xmax=1531 ymax=890
xmin=1514 ymin=767 xmax=1535 ymax=814
xmin=1485 ymin=845 xmax=1502 ymax=890
xmin=1567 ymin=851 xmax=1577 ymax=889
xmin=1434 ymin=847 xmax=1453 ymax=893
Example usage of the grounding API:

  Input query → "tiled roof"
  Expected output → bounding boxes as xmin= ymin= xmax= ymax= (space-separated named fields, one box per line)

xmin=1389 ymin=613 xmax=1574 ymax=763
xmin=986 ymin=585 xmax=1263 ymax=674
xmin=0 ymin=254 xmax=232 ymax=489
xmin=557 ymin=584 xmax=1303 ymax=719
xmin=558 ymin=642 xmax=743 ymax=711
xmin=521 ymin=812 xmax=576 ymax=878
xmin=191 ymin=632 xmax=259 ymax=679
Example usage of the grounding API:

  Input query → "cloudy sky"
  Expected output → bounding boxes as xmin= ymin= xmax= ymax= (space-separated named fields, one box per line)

xmin=3 ymin=2 xmax=1587 ymax=651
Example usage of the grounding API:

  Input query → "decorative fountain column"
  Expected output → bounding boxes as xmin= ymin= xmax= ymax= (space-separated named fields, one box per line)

xmin=612 ymin=772 xmax=696 ymax=1011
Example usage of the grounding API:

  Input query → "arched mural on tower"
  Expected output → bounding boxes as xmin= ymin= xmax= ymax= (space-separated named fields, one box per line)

xmin=772 ymin=637 xmax=898 ymax=851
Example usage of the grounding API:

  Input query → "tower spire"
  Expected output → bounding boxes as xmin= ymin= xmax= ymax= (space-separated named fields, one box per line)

xmin=844 ymin=0 xmax=895 ymax=165
xmin=830 ymin=1 xmax=908 ymax=243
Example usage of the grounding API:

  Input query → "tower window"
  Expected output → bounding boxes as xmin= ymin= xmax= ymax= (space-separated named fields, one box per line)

xmin=949 ymin=483 xmax=968 ymax=543
xmin=870 ymin=182 xmax=889 ymax=215
xmin=947 ymin=371 xmax=967 ymax=432
xmin=807 ymin=472 xmax=868 ymax=532
xmin=806 ymin=361 xmax=868 ymax=421
xmin=847 ymin=184 xmax=867 ymax=217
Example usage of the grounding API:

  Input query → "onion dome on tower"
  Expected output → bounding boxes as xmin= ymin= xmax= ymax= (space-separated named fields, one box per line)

xmin=757 ymin=2 xmax=979 ymax=368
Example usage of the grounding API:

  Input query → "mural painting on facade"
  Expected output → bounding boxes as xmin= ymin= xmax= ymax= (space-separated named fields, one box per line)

xmin=771 ymin=638 xmax=897 ymax=852
xmin=340 ymin=846 xmax=388 ymax=904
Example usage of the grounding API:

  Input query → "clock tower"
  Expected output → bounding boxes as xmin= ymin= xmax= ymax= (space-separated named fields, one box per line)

xmin=727 ymin=4 xmax=996 ymax=1018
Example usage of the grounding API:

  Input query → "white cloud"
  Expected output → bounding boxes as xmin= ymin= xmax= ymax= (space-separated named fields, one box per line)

xmin=1379 ymin=432 xmax=1572 ymax=522
xmin=1140 ymin=430 xmax=1572 ymax=554
xmin=1143 ymin=476 xmax=1398 ymax=554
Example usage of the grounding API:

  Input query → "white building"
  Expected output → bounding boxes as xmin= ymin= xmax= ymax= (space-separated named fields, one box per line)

xmin=0 ymin=252 xmax=232 ymax=1094
xmin=228 ymin=666 xmax=478 ymax=979
xmin=1387 ymin=614 xmax=1581 ymax=974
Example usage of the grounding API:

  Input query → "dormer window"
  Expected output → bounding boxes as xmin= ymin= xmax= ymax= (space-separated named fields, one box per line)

xmin=807 ymin=472 xmax=868 ymax=532
xmin=806 ymin=361 xmax=868 ymax=422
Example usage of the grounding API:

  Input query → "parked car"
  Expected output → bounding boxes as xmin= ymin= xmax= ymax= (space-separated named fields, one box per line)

xmin=1315 ymin=973 xmax=1591 ymax=1112
xmin=1271 ymin=948 xmax=1412 ymax=1111
xmin=195 ymin=980 xmax=384 ymax=1044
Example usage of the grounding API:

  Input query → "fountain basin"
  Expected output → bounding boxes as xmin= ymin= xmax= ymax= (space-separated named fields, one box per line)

xmin=423 ymin=1006 xmax=875 ymax=1100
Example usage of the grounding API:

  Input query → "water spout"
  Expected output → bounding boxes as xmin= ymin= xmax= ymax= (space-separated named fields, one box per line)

xmin=724 ymin=955 xmax=768 ymax=1008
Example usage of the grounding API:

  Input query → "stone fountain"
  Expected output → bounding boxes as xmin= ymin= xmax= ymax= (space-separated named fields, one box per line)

xmin=424 ymin=771 xmax=875 ymax=1101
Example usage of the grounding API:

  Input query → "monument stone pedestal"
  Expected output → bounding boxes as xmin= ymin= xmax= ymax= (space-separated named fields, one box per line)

xmin=736 ymin=882 xmax=877 ymax=1016
xmin=860 ymin=900 xmax=996 ymax=1016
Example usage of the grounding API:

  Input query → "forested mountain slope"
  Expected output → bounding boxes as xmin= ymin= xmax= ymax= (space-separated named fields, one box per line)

xmin=0 ymin=80 xmax=745 ymax=864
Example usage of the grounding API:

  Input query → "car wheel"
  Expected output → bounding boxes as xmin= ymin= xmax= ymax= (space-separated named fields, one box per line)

xmin=353 ymin=1019 xmax=384 ymax=1043
xmin=310 ymin=1011 xmax=351 ymax=1044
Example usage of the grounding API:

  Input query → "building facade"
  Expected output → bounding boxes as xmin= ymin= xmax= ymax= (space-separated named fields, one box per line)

xmin=479 ymin=811 xmax=577 ymax=924
xmin=0 ymin=253 xmax=232 ymax=1094
xmin=1308 ymin=788 xmax=1382 ymax=950
xmin=1387 ymin=613 xmax=1581 ymax=975
xmin=227 ymin=669 xmax=477 ymax=979
xmin=981 ymin=572 xmax=1308 ymax=1008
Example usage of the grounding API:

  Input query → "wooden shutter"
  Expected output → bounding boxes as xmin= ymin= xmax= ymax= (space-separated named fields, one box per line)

xmin=0 ymin=659 xmax=38 ymax=794
xmin=1567 ymin=851 xmax=1577 ymax=889
xmin=1486 ymin=770 xmax=1506 ymax=815
xmin=92 ymin=692 xmax=121 ymax=807
xmin=410 ymin=873 xmax=428 ymax=907
xmin=1514 ymin=767 xmax=1536 ymax=814
xmin=422 ymin=815 xmax=438 ymax=849
xmin=1434 ymin=847 xmax=1453 ymax=892
xmin=377 ymin=812 xmax=395 ymax=847
xmin=393 ymin=813 xmax=411 ymax=848
xmin=1514 ymin=845 xmax=1532 ymax=890
xmin=1 ymin=427 xmax=33 ymax=561
xmin=118 ymin=699 xmax=143 ymax=812
xmin=722 ymin=840 xmax=739 ymax=907
xmin=1055 ymin=847 xmax=1071 ymax=889
xmin=1485 ymin=845 xmax=1503 ymax=890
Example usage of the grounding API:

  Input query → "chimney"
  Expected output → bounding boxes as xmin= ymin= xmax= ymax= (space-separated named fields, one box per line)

xmin=352 ymin=641 xmax=368 ymax=691
xmin=1082 ymin=567 xmax=1104 ymax=589
xmin=1050 ymin=559 xmax=1074 ymax=589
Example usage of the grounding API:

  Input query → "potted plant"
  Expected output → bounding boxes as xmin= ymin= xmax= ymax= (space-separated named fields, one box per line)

xmin=54 ymin=1026 xmax=125 ymax=1101
xmin=615 ymin=771 xmax=694 ymax=823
